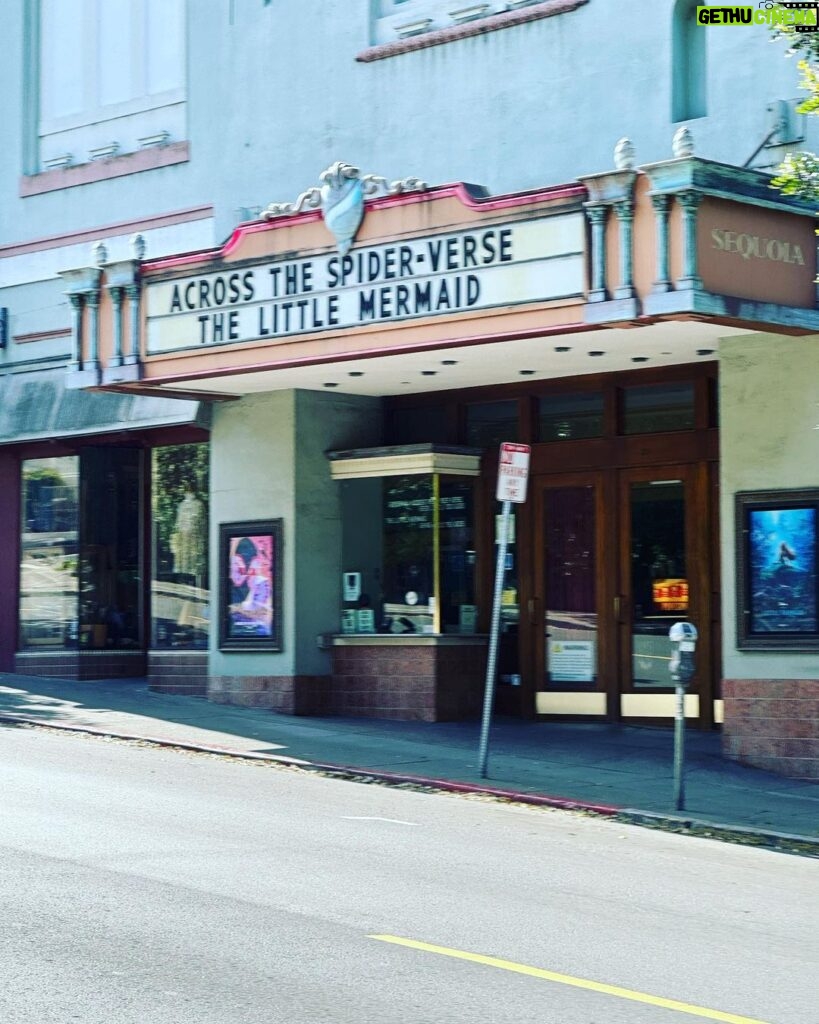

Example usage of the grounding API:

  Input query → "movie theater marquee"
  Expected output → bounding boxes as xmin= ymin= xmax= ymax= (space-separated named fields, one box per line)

xmin=145 ymin=214 xmax=584 ymax=354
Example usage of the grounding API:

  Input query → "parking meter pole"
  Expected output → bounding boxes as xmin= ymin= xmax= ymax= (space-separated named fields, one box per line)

xmin=673 ymin=682 xmax=686 ymax=812
xmin=669 ymin=621 xmax=696 ymax=813
xmin=478 ymin=500 xmax=511 ymax=779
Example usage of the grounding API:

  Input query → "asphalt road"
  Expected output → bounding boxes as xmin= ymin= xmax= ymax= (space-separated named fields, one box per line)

xmin=1 ymin=724 xmax=816 ymax=1024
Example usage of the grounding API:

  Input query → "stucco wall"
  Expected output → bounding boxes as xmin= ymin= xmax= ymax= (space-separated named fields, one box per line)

xmin=719 ymin=332 xmax=819 ymax=681
xmin=292 ymin=390 xmax=382 ymax=674
xmin=209 ymin=390 xmax=298 ymax=677
xmin=209 ymin=388 xmax=381 ymax=682
xmin=1 ymin=1 xmax=811 ymax=252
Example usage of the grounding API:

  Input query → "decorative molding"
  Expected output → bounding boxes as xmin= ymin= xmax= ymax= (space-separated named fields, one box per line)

xmin=262 ymin=161 xmax=426 ymax=254
xmin=20 ymin=141 xmax=190 ymax=197
xmin=0 ymin=205 xmax=212 ymax=259
xmin=358 ymin=0 xmax=589 ymax=62
xmin=639 ymin=155 xmax=817 ymax=217
xmin=13 ymin=328 xmax=72 ymax=345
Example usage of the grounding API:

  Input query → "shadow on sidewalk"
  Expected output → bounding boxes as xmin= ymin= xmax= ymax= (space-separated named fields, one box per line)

xmin=2 ymin=671 xmax=817 ymax=840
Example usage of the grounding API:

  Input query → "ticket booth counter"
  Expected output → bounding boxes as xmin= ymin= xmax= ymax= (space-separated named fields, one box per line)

xmin=328 ymin=444 xmax=488 ymax=721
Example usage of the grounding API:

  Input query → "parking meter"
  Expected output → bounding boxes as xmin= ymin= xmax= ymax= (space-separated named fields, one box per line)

xmin=668 ymin=622 xmax=697 ymax=812
xmin=668 ymin=621 xmax=698 ymax=687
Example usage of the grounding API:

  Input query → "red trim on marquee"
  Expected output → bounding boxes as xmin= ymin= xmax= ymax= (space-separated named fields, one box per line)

xmin=142 ymin=181 xmax=587 ymax=273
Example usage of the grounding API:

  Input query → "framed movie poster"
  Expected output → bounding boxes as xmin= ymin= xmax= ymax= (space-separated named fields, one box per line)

xmin=736 ymin=490 xmax=819 ymax=649
xmin=219 ymin=520 xmax=283 ymax=650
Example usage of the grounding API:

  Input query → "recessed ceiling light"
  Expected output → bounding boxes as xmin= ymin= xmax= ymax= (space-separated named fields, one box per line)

xmin=348 ymin=371 xmax=364 ymax=377
xmin=632 ymin=356 xmax=649 ymax=363
xmin=519 ymin=369 xmax=536 ymax=376
xmin=588 ymin=351 xmax=605 ymax=357
xmin=323 ymin=382 xmax=339 ymax=388
xmin=421 ymin=370 xmax=437 ymax=376
xmin=555 ymin=346 xmax=571 ymax=353
xmin=697 ymin=348 xmax=715 ymax=356
xmin=441 ymin=359 xmax=458 ymax=366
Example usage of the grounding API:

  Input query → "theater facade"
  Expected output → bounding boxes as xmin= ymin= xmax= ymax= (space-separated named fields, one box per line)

xmin=3 ymin=144 xmax=818 ymax=778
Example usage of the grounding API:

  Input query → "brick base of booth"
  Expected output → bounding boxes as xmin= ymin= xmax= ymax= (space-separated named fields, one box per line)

xmin=148 ymin=651 xmax=208 ymax=696
xmin=208 ymin=675 xmax=331 ymax=715
xmin=14 ymin=651 xmax=146 ymax=680
xmin=722 ymin=679 xmax=819 ymax=780
xmin=330 ymin=641 xmax=487 ymax=722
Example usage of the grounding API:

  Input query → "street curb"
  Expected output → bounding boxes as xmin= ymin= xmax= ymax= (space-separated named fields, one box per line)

xmin=0 ymin=713 xmax=621 ymax=815
xmin=618 ymin=810 xmax=819 ymax=857
xmin=4 ymin=713 xmax=818 ymax=855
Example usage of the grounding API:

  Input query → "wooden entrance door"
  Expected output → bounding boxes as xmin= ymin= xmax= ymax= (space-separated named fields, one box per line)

xmin=532 ymin=464 xmax=715 ymax=725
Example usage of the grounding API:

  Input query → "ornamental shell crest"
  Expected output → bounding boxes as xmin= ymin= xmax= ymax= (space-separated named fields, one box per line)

xmin=262 ymin=161 xmax=427 ymax=255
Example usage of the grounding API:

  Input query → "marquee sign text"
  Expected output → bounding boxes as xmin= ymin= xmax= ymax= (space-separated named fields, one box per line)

xmin=145 ymin=215 xmax=584 ymax=354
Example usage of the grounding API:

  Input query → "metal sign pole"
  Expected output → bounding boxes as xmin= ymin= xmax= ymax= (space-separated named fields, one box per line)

xmin=478 ymin=499 xmax=511 ymax=779
xmin=673 ymin=681 xmax=686 ymax=811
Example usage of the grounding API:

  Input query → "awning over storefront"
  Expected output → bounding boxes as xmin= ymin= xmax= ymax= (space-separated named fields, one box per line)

xmin=0 ymin=368 xmax=209 ymax=446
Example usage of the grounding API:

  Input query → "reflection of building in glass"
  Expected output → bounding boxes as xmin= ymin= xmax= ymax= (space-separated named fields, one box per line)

xmin=172 ymin=489 xmax=206 ymax=578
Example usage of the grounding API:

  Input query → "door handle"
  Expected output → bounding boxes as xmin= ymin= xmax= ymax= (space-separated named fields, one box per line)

xmin=528 ymin=598 xmax=539 ymax=624
xmin=614 ymin=595 xmax=622 ymax=622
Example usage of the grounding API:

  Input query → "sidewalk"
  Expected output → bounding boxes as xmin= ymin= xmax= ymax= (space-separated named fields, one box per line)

xmin=1 ymin=673 xmax=817 ymax=854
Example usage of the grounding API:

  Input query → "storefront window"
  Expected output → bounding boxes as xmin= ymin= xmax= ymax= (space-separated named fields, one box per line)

xmin=622 ymin=382 xmax=695 ymax=434
xmin=388 ymin=405 xmax=450 ymax=444
xmin=339 ymin=472 xmax=476 ymax=634
xmin=538 ymin=392 xmax=604 ymax=442
xmin=79 ymin=448 xmax=141 ymax=649
xmin=465 ymin=400 xmax=518 ymax=448
xmin=19 ymin=457 xmax=80 ymax=649
xmin=151 ymin=444 xmax=210 ymax=649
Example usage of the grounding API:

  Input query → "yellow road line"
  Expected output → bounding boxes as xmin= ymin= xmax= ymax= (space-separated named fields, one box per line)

xmin=369 ymin=935 xmax=773 ymax=1024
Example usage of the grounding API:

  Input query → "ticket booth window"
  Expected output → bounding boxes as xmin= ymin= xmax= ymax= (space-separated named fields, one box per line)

xmin=330 ymin=445 xmax=481 ymax=635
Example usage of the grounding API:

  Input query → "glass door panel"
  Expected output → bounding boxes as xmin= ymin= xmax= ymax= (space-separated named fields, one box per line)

xmin=627 ymin=477 xmax=687 ymax=689
xmin=544 ymin=485 xmax=598 ymax=688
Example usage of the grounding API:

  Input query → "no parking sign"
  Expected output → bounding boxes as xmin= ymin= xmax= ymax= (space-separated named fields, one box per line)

xmin=496 ymin=442 xmax=531 ymax=503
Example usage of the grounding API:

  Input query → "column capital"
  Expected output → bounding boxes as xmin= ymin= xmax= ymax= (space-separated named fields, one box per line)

xmin=676 ymin=189 xmax=702 ymax=213
xmin=613 ymin=198 xmax=634 ymax=223
xmin=584 ymin=203 xmax=608 ymax=225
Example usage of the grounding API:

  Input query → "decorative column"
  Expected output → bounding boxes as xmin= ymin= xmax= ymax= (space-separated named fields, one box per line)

xmin=86 ymin=290 xmax=101 ymax=368
xmin=640 ymin=127 xmax=704 ymax=315
xmin=109 ymin=285 xmax=125 ymax=367
xmin=650 ymin=194 xmax=671 ymax=293
xmin=102 ymin=237 xmax=143 ymax=383
xmin=58 ymin=265 xmax=102 ymax=387
xmin=125 ymin=280 xmax=141 ymax=367
xmin=578 ymin=137 xmax=639 ymax=322
xmin=613 ymin=198 xmax=635 ymax=300
xmin=677 ymin=189 xmax=703 ymax=290
xmin=67 ymin=293 xmax=84 ymax=373
xmin=126 ymin=234 xmax=145 ymax=368
xmin=585 ymin=204 xmax=608 ymax=302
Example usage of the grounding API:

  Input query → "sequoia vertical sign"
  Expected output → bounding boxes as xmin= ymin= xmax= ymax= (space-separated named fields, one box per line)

xmin=698 ymin=198 xmax=817 ymax=308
